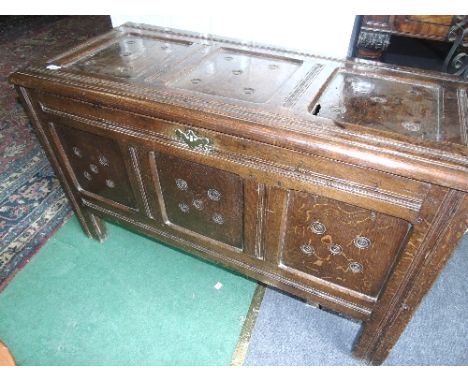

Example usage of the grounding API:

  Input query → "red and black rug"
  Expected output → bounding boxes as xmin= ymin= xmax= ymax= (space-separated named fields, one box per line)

xmin=0 ymin=16 xmax=112 ymax=290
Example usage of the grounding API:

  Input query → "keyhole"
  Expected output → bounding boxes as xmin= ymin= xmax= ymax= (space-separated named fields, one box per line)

xmin=312 ymin=103 xmax=321 ymax=116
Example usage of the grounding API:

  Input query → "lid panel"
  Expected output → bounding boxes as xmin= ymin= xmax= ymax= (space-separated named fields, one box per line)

xmin=169 ymin=47 xmax=302 ymax=103
xmin=69 ymin=33 xmax=194 ymax=82
xmin=311 ymin=71 xmax=441 ymax=141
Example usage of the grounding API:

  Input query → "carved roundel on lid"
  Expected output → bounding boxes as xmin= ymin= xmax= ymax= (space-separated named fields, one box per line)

xmin=99 ymin=155 xmax=109 ymax=167
xmin=73 ymin=146 xmax=82 ymax=158
xmin=354 ymin=236 xmax=371 ymax=249
xmin=89 ymin=164 xmax=99 ymax=174
xmin=310 ymin=221 xmax=326 ymax=235
xmin=329 ymin=243 xmax=343 ymax=256
xmin=300 ymin=244 xmax=315 ymax=255
xmin=349 ymin=262 xmax=364 ymax=273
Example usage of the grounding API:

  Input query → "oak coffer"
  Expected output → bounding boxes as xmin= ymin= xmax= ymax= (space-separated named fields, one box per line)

xmin=9 ymin=23 xmax=468 ymax=365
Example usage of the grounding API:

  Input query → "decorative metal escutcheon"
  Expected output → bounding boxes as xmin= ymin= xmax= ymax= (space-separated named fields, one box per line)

xmin=175 ymin=128 xmax=212 ymax=151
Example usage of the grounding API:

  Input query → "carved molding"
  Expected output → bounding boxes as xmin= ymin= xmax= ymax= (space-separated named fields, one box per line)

xmin=283 ymin=64 xmax=323 ymax=107
xmin=129 ymin=146 xmax=153 ymax=218
xmin=357 ymin=31 xmax=391 ymax=51
xmin=458 ymin=89 xmax=468 ymax=145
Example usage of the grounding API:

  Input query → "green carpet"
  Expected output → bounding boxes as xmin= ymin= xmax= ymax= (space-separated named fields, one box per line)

xmin=0 ymin=216 xmax=256 ymax=365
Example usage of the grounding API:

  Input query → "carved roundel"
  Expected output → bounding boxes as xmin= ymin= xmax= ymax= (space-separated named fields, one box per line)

xmin=208 ymin=188 xmax=222 ymax=201
xmin=212 ymin=212 xmax=224 ymax=225
xmin=354 ymin=236 xmax=371 ymax=249
xmin=310 ymin=221 xmax=326 ymax=235
xmin=178 ymin=202 xmax=190 ymax=213
xmin=73 ymin=146 xmax=82 ymax=158
xmin=349 ymin=262 xmax=364 ymax=273
xmin=99 ymin=155 xmax=109 ymax=167
xmin=300 ymin=244 xmax=315 ymax=255
xmin=90 ymin=164 xmax=99 ymax=174
xmin=192 ymin=199 xmax=204 ymax=210
xmin=329 ymin=243 xmax=343 ymax=256
xmin=83 ymin=170 xmax=92 ymax=181
xmin=176 ymin=178 xmax=188 ymax=191
xmin=105 ymin=179 xmax=115 ymax=189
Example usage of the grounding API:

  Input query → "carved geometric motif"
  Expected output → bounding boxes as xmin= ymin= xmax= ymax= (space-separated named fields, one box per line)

xmin=280 ymin=190 xmax=410 ymax=297
xmin=170 ymin=47 xmax=302 ymax=103
xmin=70 ymin=35 xmax=193 ymax=82
xmin=54 ymin=123 xmax=137 ymax=208
xmin=154 ymin=153 xmax=244 ymax=248
xmin=311 ymin=71 xmax=440 ymax=141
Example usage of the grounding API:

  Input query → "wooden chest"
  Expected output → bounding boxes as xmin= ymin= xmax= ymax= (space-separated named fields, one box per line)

xmin=10 ymin=23 xmax=468 ymax=365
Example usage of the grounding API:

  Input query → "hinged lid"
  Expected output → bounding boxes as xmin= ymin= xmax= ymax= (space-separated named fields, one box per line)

xmin=9 ymin=23 xmax=468 ymax=191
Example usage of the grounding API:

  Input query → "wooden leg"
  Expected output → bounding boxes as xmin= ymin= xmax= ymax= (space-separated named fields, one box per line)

xmin=353 ymin=187 xmax=468 ymax=365
xmin=17 ymin=86 xmax=107 ymax=242
xmin=82 ymin=209 xmax=107 ymax=242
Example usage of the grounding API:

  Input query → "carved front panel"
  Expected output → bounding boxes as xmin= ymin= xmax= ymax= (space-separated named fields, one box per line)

xmin=54 ymin=124 xmax=137 ymax=208
xmin=281 ymin=190 xmax=410 ymax=297
xmin=154 ymin=153 xmax=244 ymax=248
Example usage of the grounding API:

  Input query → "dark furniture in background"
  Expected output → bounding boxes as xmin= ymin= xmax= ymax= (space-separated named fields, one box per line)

xmin=10 ymin=23 xmax=468 ymax=365
xmin=353 ymin=15 xmax=468 ymax=78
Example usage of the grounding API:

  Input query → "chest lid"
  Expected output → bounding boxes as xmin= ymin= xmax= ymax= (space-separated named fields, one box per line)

xmin=9 ymin=23 xmax=468 ymax=192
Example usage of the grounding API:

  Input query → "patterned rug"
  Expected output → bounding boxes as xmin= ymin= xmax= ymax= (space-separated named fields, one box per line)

xmin=0 ymin=16 xmax=112 ymax=289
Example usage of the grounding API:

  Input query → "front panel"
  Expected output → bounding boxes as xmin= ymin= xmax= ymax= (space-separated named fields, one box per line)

xmin=53 ymin=123 xmax=138 ymax=210
xmin=154 ymin=152 xmax=244 ymax=248
xmin=279 ymin=190 xmax=411 ymax=297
